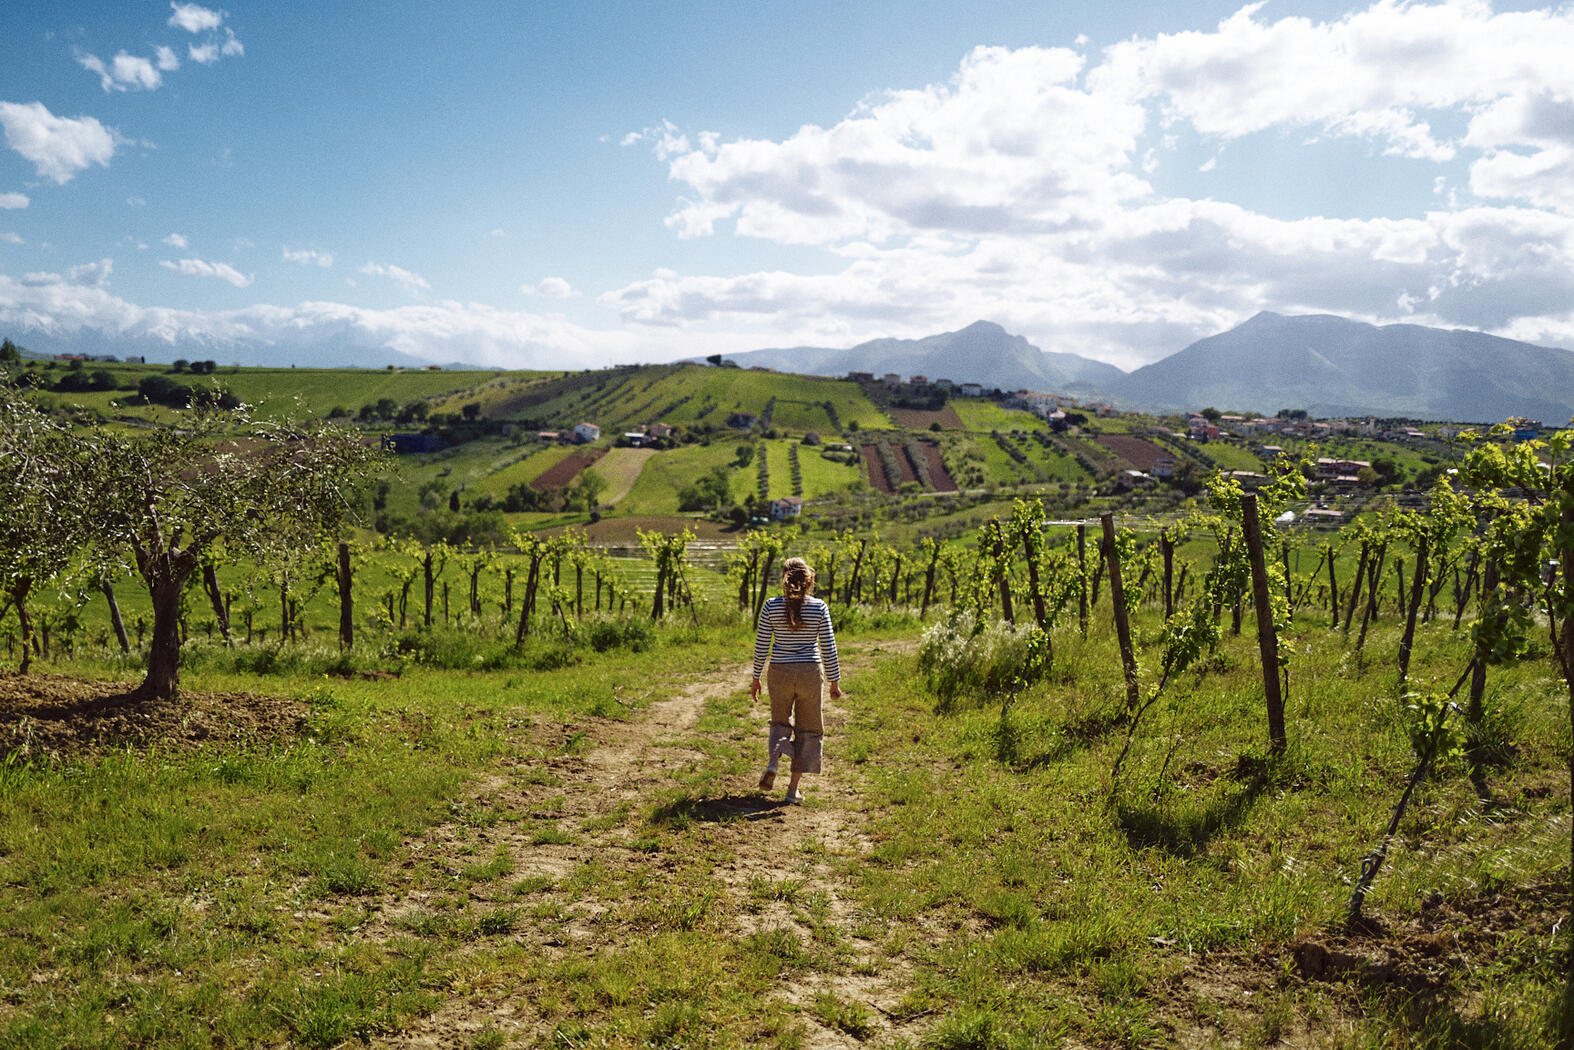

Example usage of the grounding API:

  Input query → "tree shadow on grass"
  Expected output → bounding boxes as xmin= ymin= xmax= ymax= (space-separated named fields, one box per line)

xmin=649 ymin=792 xmax=787 ymax=827
xmin=1012 ymin=707 xmax=1124 ymax=771
xmin=1114 ymin=766 xmax=1268 ymax=858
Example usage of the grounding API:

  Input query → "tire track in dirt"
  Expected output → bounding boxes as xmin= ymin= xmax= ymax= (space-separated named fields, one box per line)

xmin=365 ymin=652 xmax=917 ymax=1049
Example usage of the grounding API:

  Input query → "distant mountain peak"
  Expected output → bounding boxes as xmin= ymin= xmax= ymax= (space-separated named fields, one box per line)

xmin=957 ymin=319 xmax=1008 ymax=334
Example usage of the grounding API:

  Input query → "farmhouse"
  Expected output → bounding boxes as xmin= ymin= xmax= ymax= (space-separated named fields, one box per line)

xmin=1315 ymin=457 xmax=1370 ymax=481
xmin=770 ymin=497 xmax=804 ymax=520
xmin=958 ymin=383 xmax=984 ymax=398
xmin=572 ymin=422 xmax=601 ymax=443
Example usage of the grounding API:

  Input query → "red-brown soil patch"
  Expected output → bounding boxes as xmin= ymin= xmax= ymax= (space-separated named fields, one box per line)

xmin=917 ymin=441 xmax=957 ymax=492
xmin=1286 ymin=882 xmax=1567 ymax=993
xmin=1 ymin=671 xmax=306 ymax=764
xmin=1095 ymin=434 xmax=1169 ymax=470
xmin=530 ymin=447 xmax=606 ymax=491
xmin=890 ymin=445 xmax=919 ymax=486
xmin=886 ymin=405 xmax=963 ymax=430
xmin=860 ymin=444 xmax=892 ymax=494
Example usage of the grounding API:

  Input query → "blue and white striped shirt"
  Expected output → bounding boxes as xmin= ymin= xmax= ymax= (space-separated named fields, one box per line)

xmin=752 ymin=595 xmax=840 ymax=682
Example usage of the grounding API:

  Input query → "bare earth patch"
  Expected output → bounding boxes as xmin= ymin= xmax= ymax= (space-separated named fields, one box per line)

xmin=0 ymin=671 xmax=307 ymax=763
xmin=362 ymin=655 xmax=918 ymax=1049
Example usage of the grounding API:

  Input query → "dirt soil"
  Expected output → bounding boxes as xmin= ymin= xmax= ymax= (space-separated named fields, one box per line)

xmin=916 ymin=442 xmax=957 ymax=492
xmin=859 ymin=444 xmax=891 ymax=494
xmin=885 ymin=405 xmax=963 ymax=430
xmin=364 ymin=659 xmax=912 ymax=1049
xmin=1095 ymin=433 xmax=1170 ymax=471
xmin=529 ymin=448 xmax=606 ymax=491
xmin=0 ymin=671 xmax=307 ymax=764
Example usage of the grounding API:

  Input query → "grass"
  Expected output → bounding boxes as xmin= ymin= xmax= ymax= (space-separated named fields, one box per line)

xmin=4 ymin=569 xmax=1570 ymax=1047
xmin=796 ymin=442 xmax=863 ymax=500
xmin=618 ymin=442 xmax=748 ymax=516
xmin=951 ymin=399 xmax=1048 ymax=433
xmin=589 ymin=447 xmax=657 ymax=507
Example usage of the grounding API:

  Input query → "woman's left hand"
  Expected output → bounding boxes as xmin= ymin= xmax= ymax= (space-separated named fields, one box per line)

xmin=750 ymin=678 xmax=761 ymax=703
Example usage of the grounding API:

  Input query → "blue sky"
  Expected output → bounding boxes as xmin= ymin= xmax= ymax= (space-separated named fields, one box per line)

xmin=3 ymin=0 xmax=1573 ymax=370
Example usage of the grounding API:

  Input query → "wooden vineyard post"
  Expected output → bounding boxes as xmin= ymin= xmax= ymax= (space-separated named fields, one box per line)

xmin=337 ymin=541 xmax=354 ymax=650
xmin=1327 ymin=546 xmax=1340 ymax=627
xmin=1100 ymin=513 xmax=1140 ymax=717
xmin=1161 ymin=530 xmax=1174 ymax=620
xmin=1023 ymin=528 xmax=1048 ymax=630
xmin=423 ymin=551 xmax=434 ymax=629
xmin=1077 ymin=523 xmax=1089 ymax=637
xmin=1240 ymin=494 xmax=1287 ymax=754
xmin=1397 ymin=536 xmax=1428 ymax=686
xmin=919 ymin=541 xmax=941 ymax=620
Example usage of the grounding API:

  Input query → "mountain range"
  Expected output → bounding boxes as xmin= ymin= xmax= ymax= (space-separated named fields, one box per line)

xmin=724 ymin=315 xmax=1574 ymax=423
xmin=10 ymin=310 xmax=1573 ymax=423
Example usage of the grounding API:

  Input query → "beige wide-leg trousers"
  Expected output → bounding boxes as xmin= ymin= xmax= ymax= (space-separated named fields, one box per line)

xmin=766 ymin=662 xmax=824 ymax=774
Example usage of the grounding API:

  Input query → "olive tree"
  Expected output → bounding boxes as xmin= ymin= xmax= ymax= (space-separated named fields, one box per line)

xmin=86 ymin=410 xmax=386 ymax=699
xmin=0 ymin=385 xmax=90 ymax=672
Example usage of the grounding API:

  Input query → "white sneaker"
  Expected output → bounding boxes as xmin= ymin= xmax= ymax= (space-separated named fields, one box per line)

xmin=758 ymin=768 xmax=777 ymax=790
xmin=783 ymin=789 xmax=803 ymax=805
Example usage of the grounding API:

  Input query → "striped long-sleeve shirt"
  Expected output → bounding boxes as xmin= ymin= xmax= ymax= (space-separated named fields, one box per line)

xmin=752 ymin=595 xmax=840 ymax=682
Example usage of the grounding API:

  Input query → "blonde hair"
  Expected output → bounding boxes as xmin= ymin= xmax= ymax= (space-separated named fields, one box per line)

xmin=782 ymin=557 xmax=816 ymax=629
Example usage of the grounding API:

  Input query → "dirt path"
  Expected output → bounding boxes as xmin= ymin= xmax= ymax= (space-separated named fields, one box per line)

xmin=366 ymin=655 xmax=915 ymax=1048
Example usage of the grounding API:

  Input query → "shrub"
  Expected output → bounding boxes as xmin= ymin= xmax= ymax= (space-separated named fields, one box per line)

xmin=918 ymin=611 xmax=1047 ymax=708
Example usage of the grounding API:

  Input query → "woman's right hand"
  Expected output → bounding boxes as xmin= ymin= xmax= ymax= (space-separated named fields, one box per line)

xmin=750 ymin=678 xmax=761 ymax=703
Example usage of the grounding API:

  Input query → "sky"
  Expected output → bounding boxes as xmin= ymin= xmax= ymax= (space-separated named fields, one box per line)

xmin=3 ymin=0 xmax=1574 ymax=372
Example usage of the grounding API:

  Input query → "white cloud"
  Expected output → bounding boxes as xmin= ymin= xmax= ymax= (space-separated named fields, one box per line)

xmin=168 ymin=3 xmax=223 ymax=33
xmin=163 ymin=233 xmax=189 ymax=249
xmin=155 ymin=45 xmax=180 ymax=72
xmin=127 ymin=195 xmax=147 ymax=207
xmin=283 ymin=247 xmax=334 ymax=267
xmin=523 ymin=277 xmax=575 ymax=299
xmin=0 ymin=275 xmax=648 ymax=370
xmin=189 ymin=42 xmax=219 ymax=65
xmin=0 ymin=232 xmax=22 ymax=245
xmin=69 ymin=258 xmax=113 ymax=287
xmin=592 ymin=1 xmax=1574 ymax=366
xmin=77 ymin=50 xmax=164 ymax=93
xmin=487 ymin=227 xmax=506 ymax=238
xmin=160 ymin=257 xmax=253 ymax=287
xmin=0 ymin=192 xmax=27 ymax=209
xmin=0 ymin=101 xmax=117 ymax=184
xmin=359 ymin=261 xmax=430 ymax=297
xmin=221 ymin=28 xmax=244 ymax=58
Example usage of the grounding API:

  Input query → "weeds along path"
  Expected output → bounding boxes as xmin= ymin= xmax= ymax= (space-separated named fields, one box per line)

xmin=363 ymin=647 xmax=915 ymax=1049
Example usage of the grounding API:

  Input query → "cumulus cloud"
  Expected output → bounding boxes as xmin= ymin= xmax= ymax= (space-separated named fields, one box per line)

xmin=597 ymin=1 xmax=1574 ymax=365
xmin=161 ymin=257 xmax=253 ymax=287
xmin=69 ymin=258 xmax=113 ymax=287
xmin=523 ymin=277 xmax=575 ymax=299
xmin=162 ymin=233 xmax=188 ymax=249
xmin=360 ymin=261 xmax=430 ymax=296
xmin=155 ymin=45 xmax=180 ymax=72
xmin=0 ymin=232 xmax=22 ymax=245
xmin=0 ymin=274 xmax=660 ymax=370
xmin=168 ymin=3 xmax=223 ymax=33
xmin=0 ymin=192 xmax=27 ymax=209
xmin=0 ymin=101 xmax=117 ymax=184
xmin=284 ymin=247 xmax=334 ymax=267
xmin=77 ymin=50 xmax=164 ymax=93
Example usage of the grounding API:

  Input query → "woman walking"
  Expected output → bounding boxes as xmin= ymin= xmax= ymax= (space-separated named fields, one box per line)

xmin=750 ymin=557 xmax=842 ymax=804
